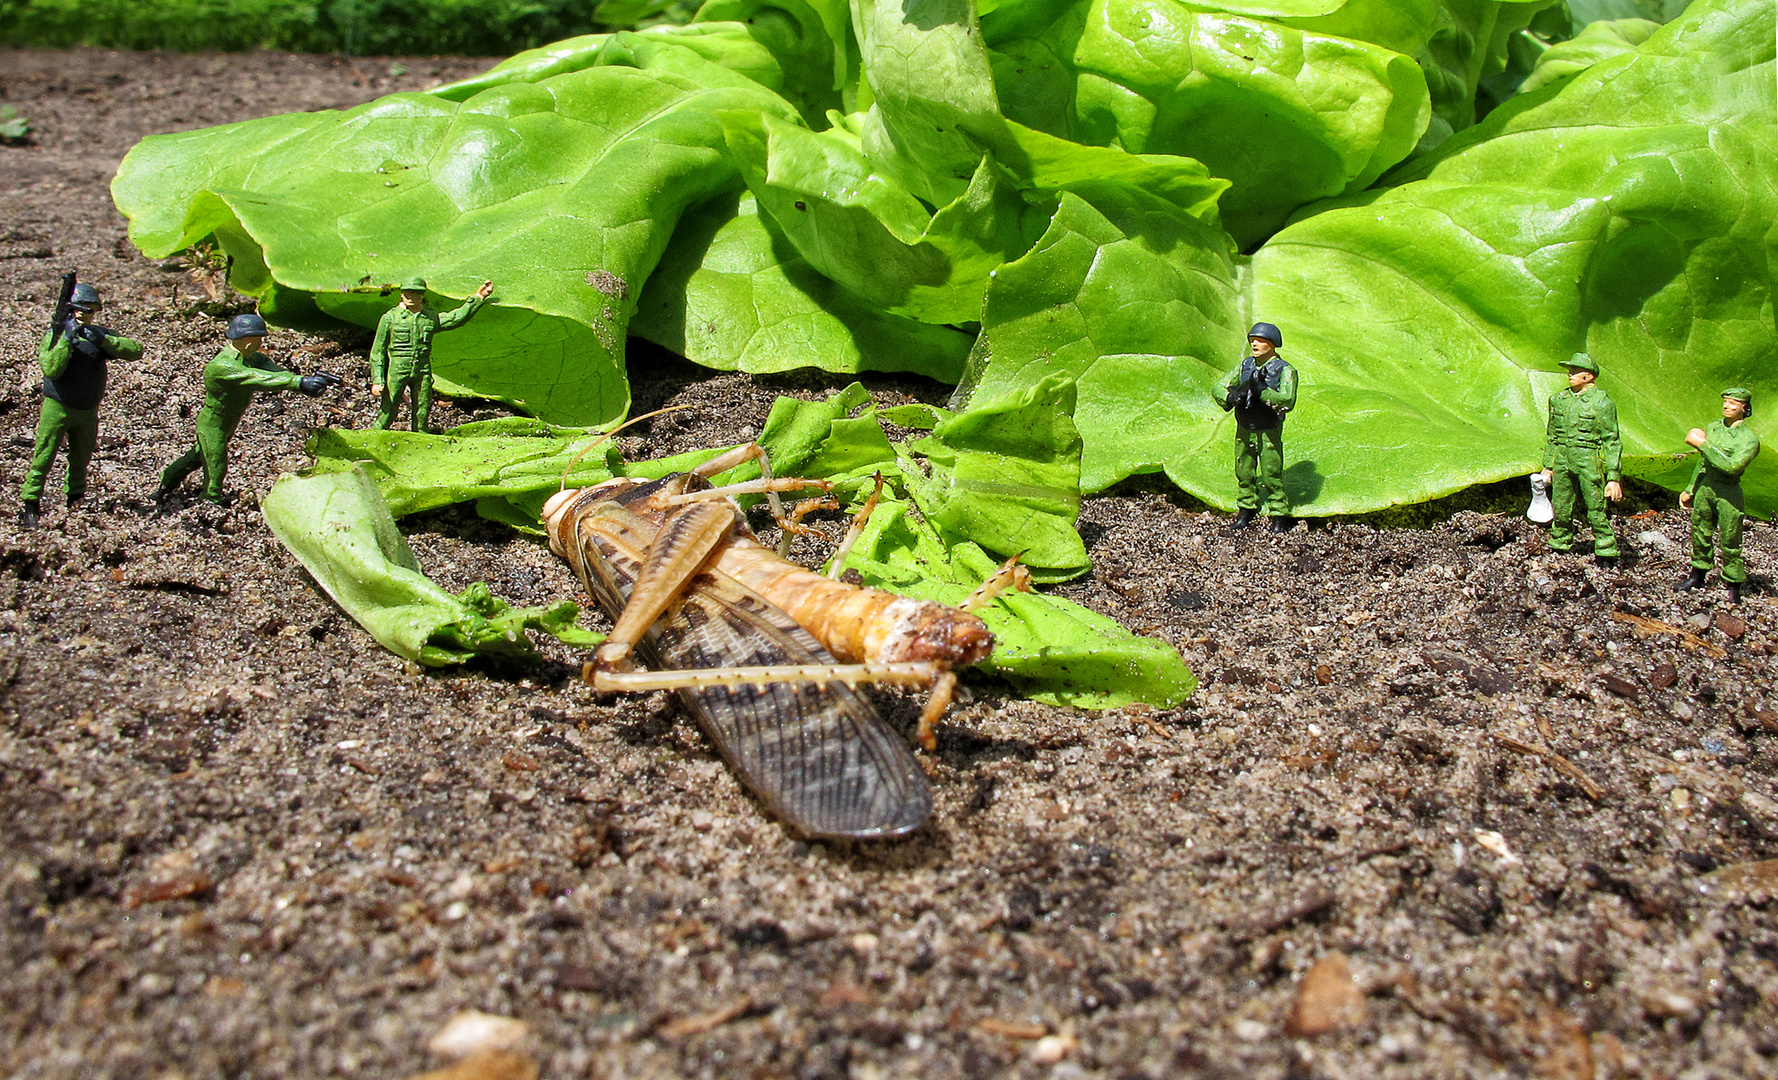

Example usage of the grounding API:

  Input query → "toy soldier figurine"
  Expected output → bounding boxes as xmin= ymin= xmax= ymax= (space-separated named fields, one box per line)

xmin=370 ymin=276 xmax=494 ymax=433
xmin=22 ymin=281 xmax=142 ymax=530
xmin=156 ymin=314 xmax=339 ymax=504
xmin=1216 ymin=322 xmax=1298 ymax=531
xmin=1540 ymin=353 xmax=1623 ymax=564
xmin=21 ymin=280 xmax=143 ymax=529
xmin=1677 ymin=387 xmax=1760 ymax=603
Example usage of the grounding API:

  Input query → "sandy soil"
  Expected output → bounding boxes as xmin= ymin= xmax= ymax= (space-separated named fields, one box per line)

xmin=2 ymin=46 xmax=1777 ymax=1080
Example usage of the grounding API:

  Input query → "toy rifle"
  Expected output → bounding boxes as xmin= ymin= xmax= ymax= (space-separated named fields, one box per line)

xmin=48 ymin=271 xmax=76 ymax=349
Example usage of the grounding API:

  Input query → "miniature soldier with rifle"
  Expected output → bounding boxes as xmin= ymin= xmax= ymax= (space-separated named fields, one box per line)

xmin=156 ymin=313 xmax=340 ymax=505
xmin=1216 ymin=322 xmax=1299 ymax=531
xmin=20 ymin=274 xmax=143 ymax=529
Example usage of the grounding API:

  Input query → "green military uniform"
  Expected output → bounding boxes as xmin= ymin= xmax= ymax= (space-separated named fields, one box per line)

xmin=23 ymin=321 xmax=142 ymax=504
xmin=1687 ymin=398 xmax=1760 ymax=585
xmin=370 ymin=278 xmax=487 ymax=433
xmin=1542 ymin=363 xmax=1621 ymax=558
xmin=158 ymin=345 xmax=305 ymax=502
xmin=1218 ymin=355 xmax=1299 ymax=515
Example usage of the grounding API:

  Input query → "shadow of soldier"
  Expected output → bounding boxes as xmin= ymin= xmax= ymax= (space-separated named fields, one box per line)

xmin=1284 ymin=459 xmax=1326 ymax=509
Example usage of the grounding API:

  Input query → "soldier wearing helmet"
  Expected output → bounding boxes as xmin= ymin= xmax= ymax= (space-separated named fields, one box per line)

xmin=1539 ymin=352 xmax=1623 ymax=564
xmin=156 ymin=313 xmax=339 ymax=504
xmin=21 ymin=280 xmax=144 ymax=528
xmin=370 ymin=274 xmax=494 ymax=433
xmin=1215 ymin=322 xmax=1298 ymax=531
xmin=1677 ymin=387 xmax=1760 ymax=603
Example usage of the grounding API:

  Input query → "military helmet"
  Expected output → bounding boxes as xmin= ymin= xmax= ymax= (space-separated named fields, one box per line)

xmin=401 ymin=275 xmax=428 ymax=292
xmin=1563 ymin=352 xmax=1599 ymax=375
xmin=226 ymin=313 xmax=268 ymax=340
xmin=1247 ymin=322 xmax=1283 ymax=348
xmin=1724 ymin=386 xmax=1753 ymax=417
xmin=68 ymin=283 xmax=101 ymax=311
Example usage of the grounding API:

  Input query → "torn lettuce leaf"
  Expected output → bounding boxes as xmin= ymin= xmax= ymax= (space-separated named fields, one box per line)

xmin=279 ymin=385 xmax=1190 ymax=706
xmin=262 ymin=466 xmax=601 ymax=666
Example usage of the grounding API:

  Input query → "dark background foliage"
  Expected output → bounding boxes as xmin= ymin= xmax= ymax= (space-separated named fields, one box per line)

xmin=0 ymin=0 xmax=697 ymax=56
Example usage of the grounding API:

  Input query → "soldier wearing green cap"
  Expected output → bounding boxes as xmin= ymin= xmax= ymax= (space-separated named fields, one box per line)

xmin=21 ymin=281 xmax=143 ymax=528
xmin=1540 ymin=352 xmax=1623 ymax=563
xmin=1677 ymin=387 xmax=1759 ymax=603
xmin=370 ymin=275 xmax=494 ymax=433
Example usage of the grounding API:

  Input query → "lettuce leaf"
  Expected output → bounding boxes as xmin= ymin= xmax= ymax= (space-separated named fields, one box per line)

xmin=262 ymin=466 xmax=601 ymax=666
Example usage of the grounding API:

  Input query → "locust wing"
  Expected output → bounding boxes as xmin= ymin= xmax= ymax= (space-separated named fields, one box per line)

xmin=650 ymin=570 xmax=933 ymax=839
xmin=557 ymin=483 xmax=932 ymax=839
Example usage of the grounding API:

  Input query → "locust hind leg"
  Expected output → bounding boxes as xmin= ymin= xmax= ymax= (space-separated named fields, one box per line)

xmin=586 ymin=658 xmax=955 ymax=752
xmin=588 ymin=659 xmax=941 ymax=694
xmin=591 ymin=498 xmax=737 ymax=673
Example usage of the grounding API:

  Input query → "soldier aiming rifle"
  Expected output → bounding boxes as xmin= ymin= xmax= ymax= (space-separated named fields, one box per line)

xmin=20 ymin=273 xmax=143 ymax=528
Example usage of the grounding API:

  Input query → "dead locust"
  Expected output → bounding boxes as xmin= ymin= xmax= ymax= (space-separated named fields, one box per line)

xmin=542 ymin=442 xmax=1025 ymax=840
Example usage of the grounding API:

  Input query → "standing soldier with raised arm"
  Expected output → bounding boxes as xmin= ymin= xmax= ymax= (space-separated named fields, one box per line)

xmin=1540 ymin=353 xmax=1623 ymax=565
xmin=22 ymin=279 xmax=142 ymax=529
xmin=370 ymin=276 xmax=494 ymax=434
xmin=1216 ymin=322 xmax=1298 ymax=532
xmin=156 ymin=314 xmax=339 ymax=504
xmin=1676 ymin=387 xmax=1760 ymax=604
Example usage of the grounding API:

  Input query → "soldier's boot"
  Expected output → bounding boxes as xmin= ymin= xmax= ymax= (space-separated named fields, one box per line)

xmin=66 ymin=493 xmax=84 ymax=509
xmin=1675 ymin=568 xmax=1706 ymax=592
xmin=1232 ymin=509 xmax=1257 ymax=529
xmin=1726 ymin=582 xmax=1742 ymax=605
xmin=1269 ymin=515 xmax=1294 ymax=533
xmin=19 ymin=500 xmax=39 ymax=530
xmin=1595 ymin=554 xmax=1618 ymax=568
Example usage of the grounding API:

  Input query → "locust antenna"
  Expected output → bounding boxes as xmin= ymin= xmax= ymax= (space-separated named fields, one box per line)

xmin=559 ymin=404 xmax=700 ymax=491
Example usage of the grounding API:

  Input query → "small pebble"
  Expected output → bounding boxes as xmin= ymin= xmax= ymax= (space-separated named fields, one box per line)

xmin=1230 ymin=1018 xmax=1269 ymax=1042
xmin=1639 ymin=988 xmax=1700 ymax=1021
xmin=1286 ymin=952 xmax=1369 ymax=1036
xmin=427 ymin=1010 xmax=531 ymax=1058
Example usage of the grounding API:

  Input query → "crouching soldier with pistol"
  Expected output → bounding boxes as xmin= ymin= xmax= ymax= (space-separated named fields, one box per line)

xmin=21 ymin=277 xmax=143 ymax=529
xmin=156 ymin=314 xmax=340 ymax=504
xmin=1677 ymin=387 xmax=1760 ymax=604
xmin=1217 ymin=322 xmax=1298 ymax=532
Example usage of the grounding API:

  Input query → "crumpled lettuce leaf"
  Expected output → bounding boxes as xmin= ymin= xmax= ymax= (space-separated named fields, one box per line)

xmin=120 ymin=0 xmax=1773 ymax=522
xmin=983 ymin=0 xmax=1435 ymax=245
xmin=630 ymin=190 xmax=976 ymax=377
xmin=901 ymin=372 xmax=1089 ymax=579
xmin=840 ymin=498 xmax=1194 ymax=707
xmin=113 ymin=25 xmax=808 ymax=427
xmin=262 ymin=466 xmax=602 ymax=666
xmin=959 ymin=186 xmax=1244 ymax=496
xmin=1517 ymin=15 xmax=1658 ymax=92
xmin=961 ymin=0 xmax=1778 ymax=516
xmin=721 ymin=110 xmax=1050 ymax=324
xmin=275 ymin=385 xmax=1190 ymax=705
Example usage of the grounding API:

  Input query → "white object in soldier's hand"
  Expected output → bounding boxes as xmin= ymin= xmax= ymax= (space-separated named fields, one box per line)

xmin=1527 ymin=472 xmax=1553 ymax=523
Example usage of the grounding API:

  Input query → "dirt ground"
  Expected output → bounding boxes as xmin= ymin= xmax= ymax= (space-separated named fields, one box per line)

xmin=3 ymin=46 xmax=1778 ymax=1080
